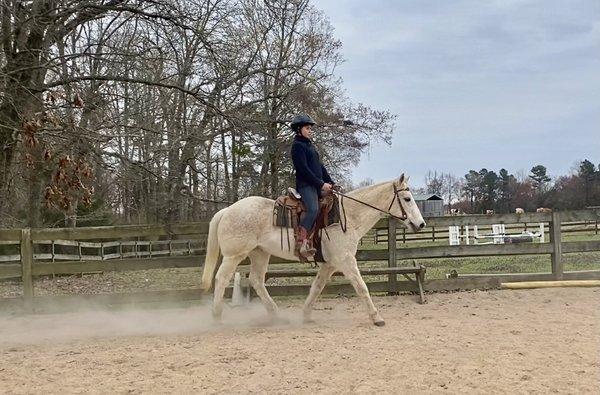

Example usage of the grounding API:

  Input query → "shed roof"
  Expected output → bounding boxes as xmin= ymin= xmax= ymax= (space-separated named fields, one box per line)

xmin=413 ymin=193 xmax=443 ymax=201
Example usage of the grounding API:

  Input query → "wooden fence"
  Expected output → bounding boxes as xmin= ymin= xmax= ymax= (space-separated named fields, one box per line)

xmin=1 ymin=209 xmax=600 ymax=311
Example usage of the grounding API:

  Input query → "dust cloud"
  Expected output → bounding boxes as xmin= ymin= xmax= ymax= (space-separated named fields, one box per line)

xmin=0 ymin=298 xmax=315 ymax=346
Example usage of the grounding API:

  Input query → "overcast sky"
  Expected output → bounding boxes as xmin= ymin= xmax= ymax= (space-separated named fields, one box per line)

xmin=316 ymin=0 xmax=600 ymax=187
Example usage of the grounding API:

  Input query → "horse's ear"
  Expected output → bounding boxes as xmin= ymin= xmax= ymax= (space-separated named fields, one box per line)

xmin=398 ymin=173 xmax=405 ymax=184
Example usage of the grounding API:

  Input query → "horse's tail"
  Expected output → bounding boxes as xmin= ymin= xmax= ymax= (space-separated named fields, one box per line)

xmin=201 ymin=207 xmax=227 ymax=292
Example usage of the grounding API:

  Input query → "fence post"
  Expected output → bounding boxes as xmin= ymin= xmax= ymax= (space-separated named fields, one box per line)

xmin=387 ymin=217 xmax=397 ymax=294
xmin=550 ymin=212 xmax=563 ymax=280
xmin=20 ymin=228 xmax=34 ymax=299
xmin=432 ymin=226 xmax=436 ymax=242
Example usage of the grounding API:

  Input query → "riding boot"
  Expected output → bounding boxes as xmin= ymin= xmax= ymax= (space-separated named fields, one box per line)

xmin=296 ymin=226 xmax=316 ymax=260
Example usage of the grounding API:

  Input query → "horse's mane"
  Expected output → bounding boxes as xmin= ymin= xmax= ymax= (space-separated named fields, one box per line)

xmin=348 ymin=177 xmax=409 ymax=197
xmin=348 ymin=180 xmax=390 ymax=195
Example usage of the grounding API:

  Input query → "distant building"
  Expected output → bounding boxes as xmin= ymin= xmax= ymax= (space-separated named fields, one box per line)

xmin=413 ymin=194 xmax=444 ymax=217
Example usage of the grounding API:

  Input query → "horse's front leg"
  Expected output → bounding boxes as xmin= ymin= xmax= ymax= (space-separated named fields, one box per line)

xmin=302 ymin=263 xmax=336 ymax=323
xmin=340 ymin=258 xmax=385 ymax=326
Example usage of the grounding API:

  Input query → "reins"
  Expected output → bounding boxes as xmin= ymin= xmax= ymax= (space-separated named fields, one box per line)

xmin=332 ymin=184 xmax=410 ymax=232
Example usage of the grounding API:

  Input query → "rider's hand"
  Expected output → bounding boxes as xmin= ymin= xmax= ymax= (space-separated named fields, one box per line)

xmin=322 ymin=183 xmax=333 ymax=193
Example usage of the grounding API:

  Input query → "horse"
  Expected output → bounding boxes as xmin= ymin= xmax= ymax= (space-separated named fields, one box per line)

xmin=200 ymin=174 xmax=426 ymax=326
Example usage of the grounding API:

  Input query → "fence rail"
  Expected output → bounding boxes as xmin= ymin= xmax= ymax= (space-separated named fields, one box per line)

xmin=369 ymin=219 xmax=598 ymax=244
xmin=1 ymin=208 xmax=600 ymax=311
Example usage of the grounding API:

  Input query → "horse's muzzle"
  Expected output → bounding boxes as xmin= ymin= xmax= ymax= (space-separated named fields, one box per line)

xmin=409 ymin=221 xmax=426 ymax=233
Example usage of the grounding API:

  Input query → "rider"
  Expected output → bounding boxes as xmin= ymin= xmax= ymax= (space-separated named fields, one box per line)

xmin=290 ymin=114 xmax=335 ymax=259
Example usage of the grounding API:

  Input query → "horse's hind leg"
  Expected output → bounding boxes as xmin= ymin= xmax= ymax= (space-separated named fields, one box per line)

xmin=213 ymin=254 xmax=245 ymax=321
xmin=302 ymin=263 xmax=336 ymax=323
xmin=247 ymin=248 xmax=279 ymax=319
xmin=340 ymin=257 xmax=385 ymax=326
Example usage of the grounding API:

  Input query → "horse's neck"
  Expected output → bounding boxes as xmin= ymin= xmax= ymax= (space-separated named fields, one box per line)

xmin=343 ymin=182 xmax=393 ymax=237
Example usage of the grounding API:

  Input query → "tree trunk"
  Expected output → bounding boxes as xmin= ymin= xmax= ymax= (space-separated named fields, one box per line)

xmin=231 ymin=129 xmax=240 ymax=202
xmin=26 ymin=164 xmax=43 ymax=228
xmin=65 ymin=200 xmax=77 ymax=228
xmin=268 ymin=123 xmax=280 ymax=198
xmin=221 ymin=131 xmax=232 ymax=202
xmin=0 ymin=108 xmax=19 ymax=225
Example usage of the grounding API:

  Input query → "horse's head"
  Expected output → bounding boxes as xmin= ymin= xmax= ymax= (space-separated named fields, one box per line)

xmin=390 ymin=173 xmax=426 ymax=232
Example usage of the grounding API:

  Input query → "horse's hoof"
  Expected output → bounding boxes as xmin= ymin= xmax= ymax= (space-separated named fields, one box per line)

xmin=373 ymin=320 xmax=386 ymax=327
xmin=212 ymin=312 xmax=223 ymax=325
xmin=302 ymin=311 xmax=314 ymax=324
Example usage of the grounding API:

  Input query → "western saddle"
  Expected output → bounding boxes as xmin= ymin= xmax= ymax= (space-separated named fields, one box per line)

xmin=273 ymin=187 xmax=340 ymax=262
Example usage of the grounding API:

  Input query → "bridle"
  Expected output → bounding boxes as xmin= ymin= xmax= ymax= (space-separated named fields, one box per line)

xmin=332 ymin=183 xmax=411 ymax=232
xmin=387 ymin=183 xmax=409 ymax=221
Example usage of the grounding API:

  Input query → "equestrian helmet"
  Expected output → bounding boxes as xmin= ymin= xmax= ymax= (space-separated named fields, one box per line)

xmin=290 ymin=114 xmax=316 ymax=133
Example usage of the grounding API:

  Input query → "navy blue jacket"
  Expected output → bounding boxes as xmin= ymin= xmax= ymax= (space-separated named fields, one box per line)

xmin=291 ymin=135 xmax=334 ymax=190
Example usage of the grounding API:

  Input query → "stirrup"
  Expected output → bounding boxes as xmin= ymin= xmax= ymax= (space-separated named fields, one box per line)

xmin=296 ymin=240 xmax=316 ymax=260
xmin=300 ymin=242 xmax=316 ymax=256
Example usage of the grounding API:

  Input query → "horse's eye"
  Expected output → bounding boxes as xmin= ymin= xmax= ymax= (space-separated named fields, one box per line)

xmin=404 ymin=197 xmax=411 ymax=202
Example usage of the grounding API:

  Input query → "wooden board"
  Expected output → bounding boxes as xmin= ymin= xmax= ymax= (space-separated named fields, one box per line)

xmin=0 ymin=264 xmax=22 ymax=279
xmin=30 ymin=223 xmax=210 ymax=241
xmin=32 ymin=256 xmax=203 ymax=275
xmin=396 ymin=242 xmax=552 ymax=259
xmin=0 ymin=229 xmax=21 ymax=241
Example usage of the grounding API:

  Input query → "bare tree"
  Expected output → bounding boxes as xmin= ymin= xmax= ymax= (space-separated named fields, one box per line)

xmin=0 ymin=0 xmax=397 ymax=227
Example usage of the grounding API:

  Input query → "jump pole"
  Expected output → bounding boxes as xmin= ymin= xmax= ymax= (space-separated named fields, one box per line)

xmin=501 ymin=280 xmax=600 ymax=289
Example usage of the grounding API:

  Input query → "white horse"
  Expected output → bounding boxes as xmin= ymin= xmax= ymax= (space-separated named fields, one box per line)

xmin=200 ymin=174 xmax=426 ymax=326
